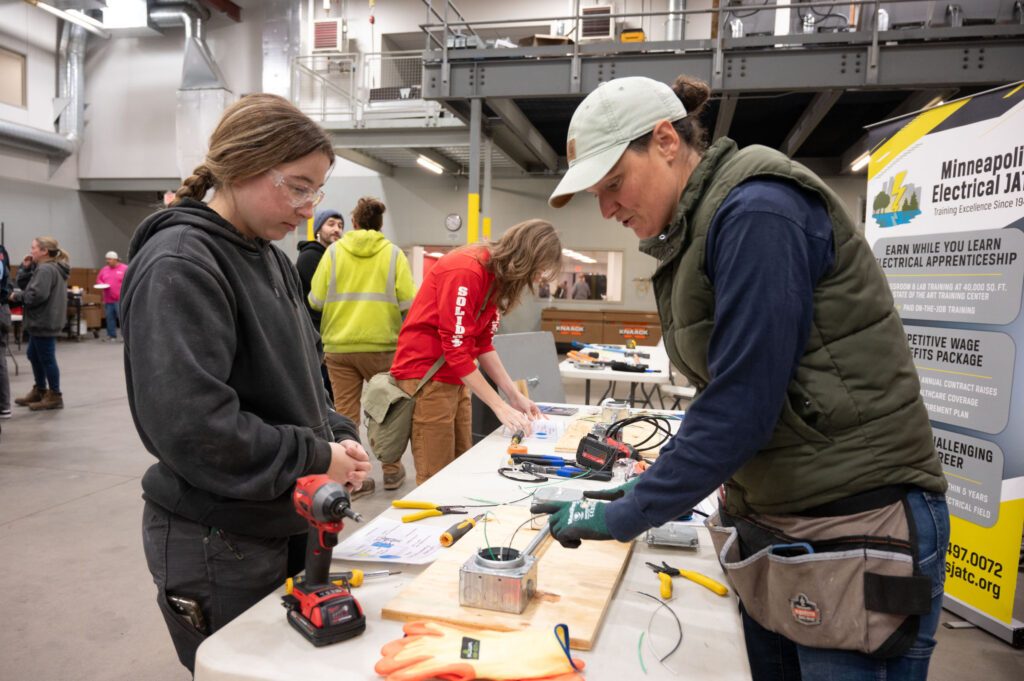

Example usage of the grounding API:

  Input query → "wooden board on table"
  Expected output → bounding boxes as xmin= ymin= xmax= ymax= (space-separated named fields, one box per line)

xmin=380 ymin=505 xmax=633 ymax=650
xmin=554 ymin=415 xmax=663 ymax=458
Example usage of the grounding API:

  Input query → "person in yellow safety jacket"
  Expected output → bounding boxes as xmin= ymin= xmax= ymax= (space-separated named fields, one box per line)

xmin=308 ymin=196 xmax=416 ymax=496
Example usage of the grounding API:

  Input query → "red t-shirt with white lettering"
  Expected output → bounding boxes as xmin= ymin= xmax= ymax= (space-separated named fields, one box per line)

xmin=391 ymin=248 xmax=499 ymax=384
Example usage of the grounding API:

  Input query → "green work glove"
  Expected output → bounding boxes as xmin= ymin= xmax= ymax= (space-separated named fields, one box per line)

xmin=530 ymin=498 xmax=612 ymax=549
xmin=582 ymin=476 xmax=639 ymax=501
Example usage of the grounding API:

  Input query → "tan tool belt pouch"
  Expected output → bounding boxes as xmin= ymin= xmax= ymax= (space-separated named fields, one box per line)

xmin=707 ymin=489 xmax=932 ymax=658
xmin=361 ymin=357 xmax=445 ymax=464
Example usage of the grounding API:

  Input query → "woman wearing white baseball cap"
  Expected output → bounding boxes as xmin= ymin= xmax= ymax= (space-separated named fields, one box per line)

xmin=536 ymin=75 xmax=949 ymax=680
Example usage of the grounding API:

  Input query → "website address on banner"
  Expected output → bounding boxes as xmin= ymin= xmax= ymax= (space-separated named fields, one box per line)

xmin=947 ymin=542 xmax=1003 ymax=599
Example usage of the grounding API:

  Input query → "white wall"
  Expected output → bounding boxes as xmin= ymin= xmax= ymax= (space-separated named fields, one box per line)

xmin=0 ymin=176 xmax=154 ymax=268
xmin=79 ymin=7 xmax=265 ymax=180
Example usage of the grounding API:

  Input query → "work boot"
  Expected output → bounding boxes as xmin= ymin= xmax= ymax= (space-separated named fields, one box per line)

xmin=15 ymin=385 xmax=44 ymax=406
xmin=29 ymin=390 xmax=63 ymax=411
xmin=382 ymin=462 xmax=406 ymax=490
xmin=349 ymin=477 xmax=376 ymax=501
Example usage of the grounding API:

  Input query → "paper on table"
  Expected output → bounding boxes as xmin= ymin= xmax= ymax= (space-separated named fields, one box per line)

xmin=333 ymin=517 xmax=443 ymax=565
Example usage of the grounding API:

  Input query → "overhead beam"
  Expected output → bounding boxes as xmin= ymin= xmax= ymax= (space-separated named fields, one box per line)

xmin=713 ymin=94 xmax=737 ymax=141
xmin=485 ymin=98 xmax=559 ymax=171
xmin=333 ymin=148 xmax=394 ymax=177
xmin=840 ymin=88 xmax=958 ymax=173
xmin=423 ymin=35 xmax=1023 ymax=98
xmin=329 ymin=126 xmax=470 ymax=149
xmin=780 ymin=89 xmax=843 ymax=158
xmin=79 ymin=178 xmax=181 ymax=192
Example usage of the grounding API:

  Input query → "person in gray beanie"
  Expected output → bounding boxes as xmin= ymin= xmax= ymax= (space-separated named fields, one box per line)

xmin=296 ymin=208 xmax=344 ymax=404
xmin=296 ymin=208 xmax=344 ymax=328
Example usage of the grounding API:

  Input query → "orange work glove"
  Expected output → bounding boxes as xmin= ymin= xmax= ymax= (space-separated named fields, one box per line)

xmin=375 ymin=620 xmax=585 ymax=681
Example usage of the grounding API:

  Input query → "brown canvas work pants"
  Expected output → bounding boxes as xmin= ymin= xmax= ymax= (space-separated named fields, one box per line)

xmin=325 ymin=351 xmax=395 ymax=427
xmin=397 ymin=378 xmax=472 ymax=485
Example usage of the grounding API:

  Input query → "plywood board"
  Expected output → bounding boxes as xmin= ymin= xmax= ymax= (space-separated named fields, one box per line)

xmin=554 ymin=415 xmax=664 ymax=457
xmin=380 ymin=505 xmax=633 ymax=650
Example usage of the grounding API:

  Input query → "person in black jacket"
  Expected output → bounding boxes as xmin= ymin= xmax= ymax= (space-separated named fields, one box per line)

xmin=122 ymin=94 xmax=371 ymax=673
xmin=295 ymin=208 xmax=343 ymax=329
xmin=295 ymin=208 xmax=344 ymax=404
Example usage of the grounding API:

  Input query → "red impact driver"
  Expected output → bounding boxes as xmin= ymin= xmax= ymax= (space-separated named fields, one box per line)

xmin=282 ymin=474 xmax=366 ymax=646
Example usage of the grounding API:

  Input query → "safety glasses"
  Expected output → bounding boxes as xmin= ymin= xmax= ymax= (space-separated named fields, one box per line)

xmin=267 ymin=168 xmax=325 ymax=208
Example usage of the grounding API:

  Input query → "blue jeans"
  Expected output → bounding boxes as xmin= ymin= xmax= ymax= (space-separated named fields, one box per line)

xmin=740 ymin=490 xmax=950 ymax=681
xmin=104 ymin=302 xmax=119 ymax=339
xmin=27 ymin=335 xmax=60 ymax=392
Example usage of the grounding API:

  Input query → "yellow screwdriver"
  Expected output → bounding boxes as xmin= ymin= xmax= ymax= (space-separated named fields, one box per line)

xmin=646 ymin=561 xmax=729 ymax=597
xmin=440 ymin=514 xmax=486 ymax=547
xmin=285 ymin=568 xmax=400 ymax=594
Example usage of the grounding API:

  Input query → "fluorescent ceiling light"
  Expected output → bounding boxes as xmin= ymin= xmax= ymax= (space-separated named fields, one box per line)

xmin=426 ymin=251 xmax=445 ymax=258
xmin=416 ymin=155 xmax=445 ymax=174
xmin=29 ymin=1 xmax=110 ymax=38
xmin=850 ymin=153 xmax=870 ymax=172
xmin=561 ymin=248 xmax=597 ymax=264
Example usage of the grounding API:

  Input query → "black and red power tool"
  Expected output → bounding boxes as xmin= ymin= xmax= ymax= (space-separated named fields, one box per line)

xmin=575 ymin=432 xmax=639 ymax=471
xmin=282 ymin=474 xmax=367 ymax=646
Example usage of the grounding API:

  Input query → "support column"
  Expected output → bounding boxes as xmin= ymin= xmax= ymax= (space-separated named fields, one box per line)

xmin=482 ymin=136 xmax=492 ymax=241
xmin=468 ymin=97 xmax=482 ymax=243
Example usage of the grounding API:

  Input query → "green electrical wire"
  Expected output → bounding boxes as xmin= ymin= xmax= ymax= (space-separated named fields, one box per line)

xmin=481 ymin=510 xmax=497 ymax=560
xmin=637 ymin=631 xmax=648 ymax=674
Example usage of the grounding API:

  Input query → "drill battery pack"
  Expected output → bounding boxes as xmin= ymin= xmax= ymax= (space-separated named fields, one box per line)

xmin=282 ymin=584 xmax=366 ymax=646
xmin=575 ymin=432 xmax=637 ymax=470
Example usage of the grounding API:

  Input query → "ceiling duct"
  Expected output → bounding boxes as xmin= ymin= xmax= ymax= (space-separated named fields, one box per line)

xmin=149 ymin=0 xmax=229 ymax=90
xmin=57 ymin=21 xmax=87 ymax=146
xmin=148 ymin=1 xmax=234 ymax=180
xmin=666 ymin=0 xmax=685 ymax=41
xmin=0 ymin=22 xmax=87 ymax=159
xmin=0 ymin=120 xmax=74 ymax=158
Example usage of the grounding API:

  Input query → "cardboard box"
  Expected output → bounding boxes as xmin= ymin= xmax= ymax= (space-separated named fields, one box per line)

xmin=67 ymin=267 xmax=91 ymax=291
xmin=517 ymin=34 xmax=574 ymax=47
xmin=602 ymin=310 xmax=662 ymax=347
xmin=82 ymin=306 xmax=104 ymax=329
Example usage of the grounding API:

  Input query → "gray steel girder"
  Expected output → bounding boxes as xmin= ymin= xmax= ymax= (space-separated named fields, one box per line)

xmin=423 ymin=40 xmax=1022 ymax=99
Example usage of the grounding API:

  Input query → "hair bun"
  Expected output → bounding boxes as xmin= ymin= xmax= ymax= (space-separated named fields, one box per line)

xmin=672 ymin=75 xmax=711 ymax=117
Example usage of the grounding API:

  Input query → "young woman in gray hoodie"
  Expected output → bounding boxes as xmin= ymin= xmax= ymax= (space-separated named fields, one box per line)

xmin=122 ymin=94 xmax=371 ymax=673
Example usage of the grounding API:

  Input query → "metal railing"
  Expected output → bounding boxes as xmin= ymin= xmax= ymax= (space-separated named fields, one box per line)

xmin=291 ymin=53 xmax=359 ymax=122
xmin=418 ymin=0 xmax=1024 ymax=93
xmin=291 ymin=50 xmax=441 ymax=123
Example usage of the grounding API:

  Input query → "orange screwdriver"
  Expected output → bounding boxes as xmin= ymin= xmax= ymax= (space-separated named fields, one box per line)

xmin=508 ymin=429 xmax=527 ymax=454
xmin=440 ymin=514 xmax=486 ymax=547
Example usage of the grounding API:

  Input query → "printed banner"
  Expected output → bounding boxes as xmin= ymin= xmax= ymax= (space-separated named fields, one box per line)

xmin=866 ymin=82 xmax=1024 ymax=631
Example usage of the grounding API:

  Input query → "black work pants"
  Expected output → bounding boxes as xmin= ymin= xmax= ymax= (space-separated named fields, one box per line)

xmin=141 ymin=501 xmax=305 ymax=673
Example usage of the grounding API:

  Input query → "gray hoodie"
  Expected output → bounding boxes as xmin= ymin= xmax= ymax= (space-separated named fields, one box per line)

xmin=122 ymin=199 xmax=358 ymax=537
xmin=15 ymin=260 xmax=70 ymax=336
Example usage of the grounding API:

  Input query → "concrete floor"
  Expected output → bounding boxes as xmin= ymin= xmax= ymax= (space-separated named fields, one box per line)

xmin=0 ymin=338 xmax=1021 ymax=679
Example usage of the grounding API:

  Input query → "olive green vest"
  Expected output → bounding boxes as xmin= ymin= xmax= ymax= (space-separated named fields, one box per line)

xmin=640 ymin=138 xmax=946 ymax=515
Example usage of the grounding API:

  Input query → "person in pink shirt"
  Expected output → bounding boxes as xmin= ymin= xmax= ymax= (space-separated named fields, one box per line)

xmin=96 ymin=251 xmax=127 ymax=341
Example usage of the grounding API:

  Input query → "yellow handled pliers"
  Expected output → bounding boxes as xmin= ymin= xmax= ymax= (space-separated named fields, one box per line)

xmin=392 ymin=500 xmax=469 ymax=523
xmin=646 ymin=561 xmax=729 ymax=598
